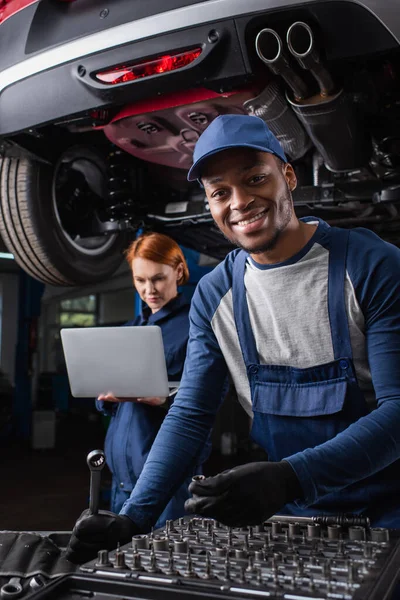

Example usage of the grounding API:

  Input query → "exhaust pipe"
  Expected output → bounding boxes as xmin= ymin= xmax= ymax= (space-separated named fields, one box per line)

xmin=254 ymin=24 xmax=371 ymax=171
xmin=286 ymin=21 xmax=335 ymax=97
xmin=255 ymin=28 xmax=309 ymax=102
xmin=283 ymin=22 xmax=370 ymax=171
xmin=243 ymin=80 xmax=311 ymax=161
xmin=287 ymin=88 xmax=371 ymax=171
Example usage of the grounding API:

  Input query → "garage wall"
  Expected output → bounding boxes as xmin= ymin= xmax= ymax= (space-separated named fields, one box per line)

xmin=41 ymin=262 xmax=132 ymax=304
xmin=0 ymin=273 xmax=19 ymax=385
xmin=39 ymin=262 xmax=135 ymax=372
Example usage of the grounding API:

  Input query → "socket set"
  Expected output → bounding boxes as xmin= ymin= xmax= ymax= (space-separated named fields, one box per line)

xmin=60 ymin=516 xmax=400 ymax=600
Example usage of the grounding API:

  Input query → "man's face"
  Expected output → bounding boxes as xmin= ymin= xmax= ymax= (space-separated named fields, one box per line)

xmin=201 ymin=149 xmax=297 ymax=254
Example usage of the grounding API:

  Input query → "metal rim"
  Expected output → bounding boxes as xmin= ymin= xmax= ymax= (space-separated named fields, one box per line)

xmin=255 ymin=28 xmax=282 ymax=64
xmin=287 ymin=21 xmax=314 ymax=58
xmin=52 ymin=148 xmax=116 ymax=256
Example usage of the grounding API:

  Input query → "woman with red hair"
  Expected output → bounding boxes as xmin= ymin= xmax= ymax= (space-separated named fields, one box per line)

xmin=96 ymin=232 xmax=206 ymax=527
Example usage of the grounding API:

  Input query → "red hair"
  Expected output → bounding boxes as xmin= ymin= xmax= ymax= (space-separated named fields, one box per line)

xmin=125 ymin=233 xmax=189 ymax=286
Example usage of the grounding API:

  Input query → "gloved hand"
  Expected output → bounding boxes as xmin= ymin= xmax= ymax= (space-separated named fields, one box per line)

xmin=184 ymin=461 xmax=303 ymax=527
xmin=65 ymin=510 xmax=139 ymax=564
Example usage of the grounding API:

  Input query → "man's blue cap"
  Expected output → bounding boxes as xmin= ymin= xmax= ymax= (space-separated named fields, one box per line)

xmin=187 ymin=114 xmax=287 ymax=182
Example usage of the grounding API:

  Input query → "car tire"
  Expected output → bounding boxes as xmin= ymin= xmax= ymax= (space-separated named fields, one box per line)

xmin=0 ymin=152 xmax=128 ymax=286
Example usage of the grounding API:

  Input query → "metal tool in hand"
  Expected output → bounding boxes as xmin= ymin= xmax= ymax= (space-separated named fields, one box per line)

xmin=0 ymin=578 xmax=23 ymax=599
xmin=87 ymin=449 xmax=106 ymax=515
xmin=192 ymin=475 xmax=206 ymax=483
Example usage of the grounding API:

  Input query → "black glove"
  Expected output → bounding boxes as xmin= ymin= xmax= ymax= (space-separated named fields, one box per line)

xmin=65 ymin=510 xmax=139 ymax=564
xmin=184 ymin=461 xmax=303 ymax=527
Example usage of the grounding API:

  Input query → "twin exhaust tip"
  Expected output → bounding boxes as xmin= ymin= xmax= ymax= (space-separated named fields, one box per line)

xmin=253 ymin=22 xmax=366 ymax=173
xmin=255 ymin=22 xmax=334 ymax=100
xmin=255 ymin=22 xmax=314 ymax=64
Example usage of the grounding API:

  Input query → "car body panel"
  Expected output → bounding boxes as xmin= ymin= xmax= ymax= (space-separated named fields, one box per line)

xmin=0 ymin=19 xmax=247 ymax=136
xmin=0 ymin=0 xmax=398 ymax=138
xmin=0 ymin=0 xmax=399 ymax=95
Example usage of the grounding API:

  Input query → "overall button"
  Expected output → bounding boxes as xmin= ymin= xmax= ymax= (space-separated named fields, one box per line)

xmin=120 ymin=482 xmax=124 ymax=488
xmin=248 ymin=365 xmax=259 ymax=375
xmin=339 ymin=359 xmax=348 ymax=370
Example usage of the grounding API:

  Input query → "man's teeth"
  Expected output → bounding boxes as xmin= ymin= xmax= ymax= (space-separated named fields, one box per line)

xmin=236 ymin=210 xmax=268 ymax=227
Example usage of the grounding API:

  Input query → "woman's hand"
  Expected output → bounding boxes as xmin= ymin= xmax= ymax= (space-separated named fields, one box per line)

xmin=136 ymin=396 xmax=167 ymax=406
xmin=98 ymin=393 xmax=166 ymax=406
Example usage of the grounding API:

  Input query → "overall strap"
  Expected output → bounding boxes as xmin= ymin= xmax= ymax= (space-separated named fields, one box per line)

xmin=328 ymin=228 xmax=353 ymax=360
xmin=232 ymin=251 xmax=259 ymax=366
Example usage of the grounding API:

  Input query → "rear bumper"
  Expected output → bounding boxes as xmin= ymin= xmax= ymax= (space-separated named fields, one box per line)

xmin=0 ymin=18 xmax=247 ymax=136
xmin=0 ymin=0 xmax=399 ymax=137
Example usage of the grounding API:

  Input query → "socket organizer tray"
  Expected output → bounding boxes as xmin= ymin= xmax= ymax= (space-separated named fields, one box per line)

xmin=29 ymin=517 xmax=400 ymax=600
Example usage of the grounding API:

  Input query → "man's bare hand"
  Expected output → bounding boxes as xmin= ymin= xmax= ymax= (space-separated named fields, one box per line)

xmin=98 ymin=393 xmax=166 ymax=406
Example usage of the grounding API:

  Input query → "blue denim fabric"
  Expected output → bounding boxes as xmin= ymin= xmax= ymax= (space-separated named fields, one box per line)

xmin=250 ymin=359 xmax=367 ymax=459
xmin=231 ymin=232 xmax=400 ymax=527
xmin=112 ymin=475 xmax=195 ymax=529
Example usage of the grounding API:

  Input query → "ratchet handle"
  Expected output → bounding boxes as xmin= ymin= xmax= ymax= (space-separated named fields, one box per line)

xmin=86 ymin=449 xmax=106 ymax=516
xmin=89 ymin=470 xmax=102 ymax=515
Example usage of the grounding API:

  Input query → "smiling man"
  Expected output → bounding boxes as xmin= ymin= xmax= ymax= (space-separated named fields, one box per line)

xmin=200 ymin=146 xmax=313 ymax=261
xmin=67 ymin=115 xmax=400 ymax=562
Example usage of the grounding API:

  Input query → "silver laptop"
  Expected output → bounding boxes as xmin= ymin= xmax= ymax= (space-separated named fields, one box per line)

xmin=60 ymin=326 xmax=180 ymax=398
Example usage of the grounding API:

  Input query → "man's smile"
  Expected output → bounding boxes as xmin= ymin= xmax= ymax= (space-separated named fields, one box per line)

xmin=230 ymin=208 xmax=270 ymax=232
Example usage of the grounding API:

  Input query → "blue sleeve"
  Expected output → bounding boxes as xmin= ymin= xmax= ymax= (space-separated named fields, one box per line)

xmin=287 ymin=229 xmax=400 ymax=505
xmin=119 ymin=281 xmax=228 ymax=529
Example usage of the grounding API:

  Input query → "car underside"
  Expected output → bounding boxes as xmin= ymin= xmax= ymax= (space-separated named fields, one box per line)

xmin=0 ymin=0 xmax=400 ymax=285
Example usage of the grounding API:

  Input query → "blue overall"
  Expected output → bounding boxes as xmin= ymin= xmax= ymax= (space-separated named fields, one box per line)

xmin=232 ymin=228 xmax=400 ymax=526
xmin=98 ymin=294 xmax=209 ymax=529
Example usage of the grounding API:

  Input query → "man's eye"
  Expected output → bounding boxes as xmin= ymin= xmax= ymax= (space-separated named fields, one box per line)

xmin=249 ymin=175 xmax=265 ymax=184
xmin=211 ymin=190 xmax=227 ymax=200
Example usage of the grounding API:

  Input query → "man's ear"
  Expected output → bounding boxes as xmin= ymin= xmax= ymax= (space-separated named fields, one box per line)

xmin=283 ymin=163 xmax=297 ymax=192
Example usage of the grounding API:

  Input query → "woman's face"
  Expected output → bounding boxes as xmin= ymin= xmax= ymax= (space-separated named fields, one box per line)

xmin=131 ymin=257 xmax=183 ymax=313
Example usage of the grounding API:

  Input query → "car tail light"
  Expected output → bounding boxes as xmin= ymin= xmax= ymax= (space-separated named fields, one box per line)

xmin=0 ymin=0 xmax=39 ymax=25
xmin=95 ymin=48 xmax=202 ymax=85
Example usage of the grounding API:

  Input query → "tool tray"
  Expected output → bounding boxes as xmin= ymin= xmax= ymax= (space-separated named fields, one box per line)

xmin=4 ymin=518 xmax=400 ymax=600
xmin=74 ymin=517 xmax=400 ymax=600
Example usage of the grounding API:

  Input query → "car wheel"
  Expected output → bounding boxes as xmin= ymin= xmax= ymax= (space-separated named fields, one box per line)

xmin=0 ymin=148 xmax=128 ymax=286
